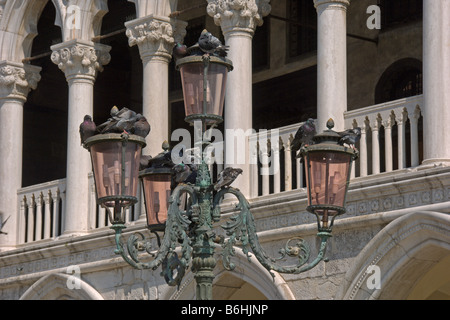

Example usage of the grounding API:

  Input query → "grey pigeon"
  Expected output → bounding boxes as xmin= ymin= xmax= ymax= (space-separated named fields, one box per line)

xmin=171 ymin=163 xmax=193 ymax=190
xmin=338 ymin=127 xmax=361 ymax=149
xmin=79 ymin=115 xmax=96 ymax=145
xmin=291 ymin=118 xmax=316 ymax=152
xmin=97 ymin=106 xmax=139 ymax=134
xmin=133 ymin=114 xmax=151 ymax=138
xmin=198 ymin=29 xmax=229 ymax=57
xmin=214 ymin=167 xmax=243 ymax=191
xmin=140 ymin=155 xmax=153 ymax=170
xmin=172 ymin=43 xmax=188 ymax=60
xmin=147 ymin=147 xmax=174 ymax=169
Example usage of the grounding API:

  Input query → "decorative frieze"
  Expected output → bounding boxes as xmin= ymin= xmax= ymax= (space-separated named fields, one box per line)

xmin=206 ymin=0 xmax=271 ymax=34
xmin=50 ymin=40 xmax=111 ymax=82
xmin=0 ymin=62 xmax=41 ymax=101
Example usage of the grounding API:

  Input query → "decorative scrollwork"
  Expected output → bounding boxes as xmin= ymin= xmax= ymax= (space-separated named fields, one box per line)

xmin=213 ymin=187 xmax=331 ymax=277
xmin=111 ymin=184 xmax=197 ymax=287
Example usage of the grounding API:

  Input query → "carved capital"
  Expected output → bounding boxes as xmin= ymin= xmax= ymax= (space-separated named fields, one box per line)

xmin=314 ymin=0 xmax=350 ymax=10
xmin=125 ymin=15 xmax=187 ymax=63
xmin=0 ymin=61 xmax=41 ymax=101
xmin=207 ymin=0 xmax=271 ymax=36
xmin=50 ymin=40 xmax=111 ymax=82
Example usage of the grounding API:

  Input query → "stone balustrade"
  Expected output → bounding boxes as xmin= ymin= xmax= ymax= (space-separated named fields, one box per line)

xmin=15 ymin=95 xmax=424 ymax=244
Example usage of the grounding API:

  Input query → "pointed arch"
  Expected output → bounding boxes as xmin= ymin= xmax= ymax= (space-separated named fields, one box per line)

xmin=20 ymin=273 xmax=104 ymax=300
xmin=336 ymin=211 xmax=450 ymax=300
xmin=0 ymin=0 xmax=51 ymax=61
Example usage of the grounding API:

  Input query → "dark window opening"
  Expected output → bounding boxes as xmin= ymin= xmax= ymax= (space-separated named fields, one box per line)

xmin=287 ymin=0 xmax=317 ymax=59
xmin=380 ymin=0 xmax=423 ymax=29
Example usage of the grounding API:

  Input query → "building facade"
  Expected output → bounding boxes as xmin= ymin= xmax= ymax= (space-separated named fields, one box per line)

xmin=0 ymin=0 xmax=450 ymax=300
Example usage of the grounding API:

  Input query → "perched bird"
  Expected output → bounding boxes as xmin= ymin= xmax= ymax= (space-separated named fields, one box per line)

xmin=171 ymin=163 xmax=196 ymax=190
xmin=338 ymin=127 xmax=362 ymax=149
xmin=96 ymin=106 xmax=139 ymax=134
xmin=79 ymin=115 xmax=96 ymax=145
xmin=0 ymin=215 xmax=10 ymax=235
xmin=214 ymin=167 xmax=243 ymax=191
xmin=198 ymin=29 xmax=229 ymax=57
xmin=172 ymin=43 xmax=188 ymax=61
xmin=147 ymin=147 xmax=174 ymax=169
xmin=290 ymin=118 xmax=316 ymax=152
xmin=133 ymin=114 xmax=151 ymax=138
xmin=139 ymin=154 xmax=153 ymax=170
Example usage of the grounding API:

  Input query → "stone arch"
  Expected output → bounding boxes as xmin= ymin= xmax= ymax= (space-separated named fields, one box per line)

xmin=0 ymin=0 xmax=51 ymax=61
xmin=375 ymin=58 xmax=422 ymax=104
xmin=335 ymin=211 xmax=450 ymax=300
xmin=20 ymin=273 xmax=104 ymax=300
xmin=161 ymin=247 xmax=296 ymax=300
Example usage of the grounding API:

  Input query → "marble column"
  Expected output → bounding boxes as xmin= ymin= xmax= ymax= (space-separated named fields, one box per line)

xmin=207 ymin=0 xmax=271 ymax=198
xmin=125 ymin=15 xmax=187 ymax=157
xmin=314 ymin=0 xmax=350 ymax=132
xmin=422 ymin=0 xmax=450 ymax=165
xmin=51 ymin=39 xmax=111 ymax=237
xmin=0 ymin=61 xmax=41 ymax=250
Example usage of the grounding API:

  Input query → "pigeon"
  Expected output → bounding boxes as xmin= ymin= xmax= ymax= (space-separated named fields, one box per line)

xmin=96 ymin=106 xmax=139 ymax=134
xmin=171 ymin=163 xmax=195 ymax=190
xmin=198 ymin=29 xmax=229 ymax=57
xmin=172 ymin=43 xmax=188 ymax=61
xmin=0 ymin=215 xmax=10 ymax=235
xmin=139 ymin=154 xmax=153 ymax=170
xmin=338 ymin=127 xmax=362 ymax=149
xmin=79 ymin=115 xmax=96 ymax=145
xmin=214 ymin=167 xmax=243 ymax=191
xmin=147 ymin=147 xmax=174 ymax=169
xmin=290 ymin=118 xmax=316 ymax=153
xmin=133 ymin=114 xmax=151 ymax=138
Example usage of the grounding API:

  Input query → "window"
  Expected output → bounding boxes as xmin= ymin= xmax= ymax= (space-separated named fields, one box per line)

xmin=287 ymin=0 xmax=317 ymax=59
xmin=380 ymin=0 xmax=423 ymax=28
xmin=375 ymin=58 xmax=422 ymax=104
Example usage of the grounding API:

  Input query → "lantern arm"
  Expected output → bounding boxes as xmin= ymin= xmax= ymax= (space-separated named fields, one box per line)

xmin=110 ymin=184 xmax=196 ymax=287
xmin=213 ymin=187 xmax=331 ymax=278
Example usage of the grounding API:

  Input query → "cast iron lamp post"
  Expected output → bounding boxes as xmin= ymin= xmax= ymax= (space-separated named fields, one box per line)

xmin=85 ymin=52 xmax=358 ymax=300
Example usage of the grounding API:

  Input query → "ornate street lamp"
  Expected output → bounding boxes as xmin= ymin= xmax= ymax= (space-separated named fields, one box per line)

xmin=300 ymin=119 xmax=359 ymax=233
xmin=95 ymin=33 xmax=359 ymax=300
xmin=84 ymin=133 xmax=146 ymax=225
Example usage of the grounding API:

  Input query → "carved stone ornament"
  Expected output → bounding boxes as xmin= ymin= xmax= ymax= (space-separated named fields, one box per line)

xmin=51 ymin=40 xmax=111 ymax=81
xmin=125 ymin=15 xmax=187 ymax=61
xmin=0 ymin=62 xmax=41 ymax=100
xmin=206 ymin=0 xmax=271 ymax=34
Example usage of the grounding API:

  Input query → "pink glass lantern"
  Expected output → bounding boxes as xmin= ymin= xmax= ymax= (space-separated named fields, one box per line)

xmin=85 ymin=133 xmax=146 ymax=224
xmin=177 ymin=55 xmax=233 ymax=125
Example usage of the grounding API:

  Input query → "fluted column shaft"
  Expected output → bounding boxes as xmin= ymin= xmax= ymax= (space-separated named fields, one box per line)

xmin=0 ymin=61 xmax=41 ymax=250
xmin=51 ymin=39 xmax=111 ymax=236
xmin=314 ymin=0 xmax=349 ymax=132
xmin=126 ymin=15 xmax=187 ymax=156
xmin=207 ymin=0 xmax=271 ymax=198
xmin=423 ymin=0 xmax=450 ymax=165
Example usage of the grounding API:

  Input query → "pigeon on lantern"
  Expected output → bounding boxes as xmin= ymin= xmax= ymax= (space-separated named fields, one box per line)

xmin=214 ymin=167 xmax=243 ymax=191
xmin=291 ymin=118 xmax=316 ymax=153
xmin=96 ymin=106 xmax=139 ymax=134
xmin=172 ymin=43 xmax=188 ymax=61
xmin=133 ymin=114 xmax=151 ymax=138
xmin=338 ymin=127 xmax=362 ymax=150
xmin=198 ymin=29 xmax=229 ymax=57
xmin=79 ymin=115 xmax=96 ymax=146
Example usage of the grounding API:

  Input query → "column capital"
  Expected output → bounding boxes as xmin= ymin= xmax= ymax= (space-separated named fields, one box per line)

xmin=125 ymin=15 xmax=187 ymax=63
xmin=314 ymin=0 xmax=350 ymax=10
xmin=207 ymin=0 xmax=271 ymax=36
xmin=50 ymin=39 xmax=111 ymax=83
xmin=0 ymin=61 xmax=41 ymax=102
